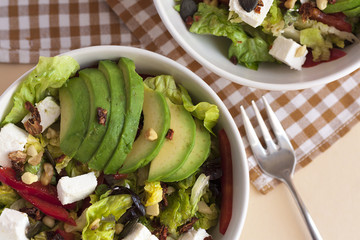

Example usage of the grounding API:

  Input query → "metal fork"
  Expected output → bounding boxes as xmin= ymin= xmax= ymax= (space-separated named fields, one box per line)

xmin=240 ymin=97 xmax=323 ymax=240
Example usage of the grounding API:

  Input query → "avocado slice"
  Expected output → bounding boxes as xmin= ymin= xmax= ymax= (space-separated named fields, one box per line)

xmin=74 ymin=68 xmax=111 ymax=163
xmin=162 ymin=119 xmax=211 ymax=182
xmin=118 ymin=85 xmax=170 ymax=174
xmin=88 ymin=60 xmax=126 ymax=171
xmin=59 ymin=77 xmax=90 ymax=158
xmin=323 ymin=0 xmax=360 ymax=13
xmin=104 ymin=58 xmax=144 ymax=174
xmin=344 ymin=5 xmax=360 ymax=17
xmin=147 ymin=98 xmax=196 ymax=182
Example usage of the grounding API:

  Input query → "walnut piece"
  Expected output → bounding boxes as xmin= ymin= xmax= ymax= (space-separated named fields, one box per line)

xmin=24 ymin=101 xmax=42 ymax=135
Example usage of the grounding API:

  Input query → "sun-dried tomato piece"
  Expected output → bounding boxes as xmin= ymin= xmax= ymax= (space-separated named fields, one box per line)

xmin=97 ymin=107 xmax=108 ymax=126
xmin=20 ymin=207 xmax=43 ymax=221
xmin=54 ymin=154 xmax=66 ymax=164
xmin=179 ymin=217 xmax=199 ymax=234
xmin=153 ymin=225 xmax=168 ymax=240
xmin=165 ymin=129 xmax=174 ymax=140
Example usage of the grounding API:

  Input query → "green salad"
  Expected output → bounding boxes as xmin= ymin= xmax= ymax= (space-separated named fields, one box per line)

xmin=176 ymin=0 xmax=360 ymax=70
xmin=0 ymin=55 xmax=225 ymax=240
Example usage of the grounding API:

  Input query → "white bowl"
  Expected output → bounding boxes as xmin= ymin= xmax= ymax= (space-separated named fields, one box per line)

xmin=154 ymin=0 xmax=360 ymax=91
xmin=0 ymin=46 xmax=249 ymax=239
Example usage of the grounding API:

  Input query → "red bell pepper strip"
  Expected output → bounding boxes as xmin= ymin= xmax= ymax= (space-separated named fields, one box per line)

xmin=218 ymin=129 xmax=233 ymax=235
xmin=18 ymin=191 xmax=76 ymax=226
xmin=303 ymin=48 xmax=346 ymax=68
xmin=0 ymin=167 xmax=75 ymax=210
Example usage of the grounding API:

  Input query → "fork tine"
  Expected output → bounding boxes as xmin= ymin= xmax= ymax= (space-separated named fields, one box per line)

xmin=251 ymin=100 xmax=278 ymax=153
xmin=262 ymin=96 xmax=293 ymax=150
xmin=240 ymin=105 xmax=267 ymax=157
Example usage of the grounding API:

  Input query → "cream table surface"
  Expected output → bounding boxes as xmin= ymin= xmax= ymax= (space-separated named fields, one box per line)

xmin=1 ymin=63 xmax=359 ymax=240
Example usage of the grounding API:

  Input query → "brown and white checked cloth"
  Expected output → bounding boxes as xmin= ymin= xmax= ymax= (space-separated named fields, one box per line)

xmin=1 ymin=0 xmax=360 ymax=194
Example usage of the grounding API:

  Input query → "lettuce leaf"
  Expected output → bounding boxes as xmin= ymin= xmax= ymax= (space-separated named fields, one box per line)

xmin=190 ymin=174 xmax=210 ymax=214
xmin=300 ymin=28 xmax=332 ymax=61
xmin=261 ymin=0 xmax=284 ymax=36
xmin=2 ymin=56 xmax=79 ymax=125
xmin=189 ymin=3 xmax=274 ymax=70
xmin=144 ymin=181 xmax=163 ymax=207
xmin=194 ymin=203 xmax=219 ymax=230
xmin=0 ymin=184 xmax=20 ymax=213
xmin=144 ymin=75 xmax=219 ymax=134
xmin=82 ymin=195 xmax=132 ymax=240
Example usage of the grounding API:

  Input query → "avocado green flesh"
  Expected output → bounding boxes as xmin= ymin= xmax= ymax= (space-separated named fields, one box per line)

xmin=59 ymin=77 xmax=90 ymax=158
xmin=104 ymin=58 xmax=144 ymax=174
xmin=88 ymin=60 xmax=126 ymax=171
xmin=147 ymin=98 xmax=196 ymax=182
xmin=163 ymin=119 xmax=211 ymax=182
xmin=323 ymin=0 xmax=360 ymax=13
xmin=118 ymin=85 xmax=170 ymax=174
xmin=344 ymin=5 xmax=360 ymax=17
xmin=74 ymin=68 xmax=111 ymax=163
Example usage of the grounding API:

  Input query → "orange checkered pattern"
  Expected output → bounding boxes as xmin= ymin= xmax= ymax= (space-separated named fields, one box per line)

xmin=1 ymin=0 xmax=359 ymax=193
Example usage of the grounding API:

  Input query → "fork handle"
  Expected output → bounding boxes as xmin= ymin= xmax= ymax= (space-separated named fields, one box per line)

xmin=282 ymin=175 xmax=323 ymax=240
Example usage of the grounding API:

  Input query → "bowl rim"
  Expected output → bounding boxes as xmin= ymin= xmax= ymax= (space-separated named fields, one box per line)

xmin=154 ymin=0 xmax=360 ymax=91
xmin=0 ymin=45 xmax=250 ymax=239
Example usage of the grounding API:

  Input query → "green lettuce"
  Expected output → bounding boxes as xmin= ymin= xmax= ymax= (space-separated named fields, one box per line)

xmin=144 ymin=75 xmax=219 ymax=134
xmin=2 ymin=56 xmax=79 ymax=125
xmin=261 ymin=0 xmax=284 ymax=36
xmin=0 ymin=184 xmax=20 ymax=213
xmin=194 ymin=203 xmax=219 ymax=230
xmin=159 ymin=188 xmax=192 ymax=235
xmin=300 ymin=28 xmax=332 ymax=61
xmin=189 ymin=3 xmax=274 ymax=70
xmin=190 ymin=174 xmax=210 ymax=214
xmin=83 ymin=195 xmax=132 ymax=240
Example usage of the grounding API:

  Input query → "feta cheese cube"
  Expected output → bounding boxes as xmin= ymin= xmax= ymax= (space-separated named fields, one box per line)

xmin=269 ymin=36 xmax=308 ymax=70
xmin=0 ymin=123 xmax=28 ymax=167
xmin=0 ymin=208 xmax=30 ymax=240
xmin=178 ymin=228 xmax=211 ymax=240
xmin=122 ymin=223 xmax=158 ymax=240
xmin=229 ymin=0 xmax=274 ymax=28
xmin=22 ymin=96 xmax=60 ymax=132
xmin=57 ymin=172 xmax=97 ymax=205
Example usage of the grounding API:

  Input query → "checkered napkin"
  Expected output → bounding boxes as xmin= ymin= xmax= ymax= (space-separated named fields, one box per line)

xmin=1 ymin=0 xmax=360 ymax=194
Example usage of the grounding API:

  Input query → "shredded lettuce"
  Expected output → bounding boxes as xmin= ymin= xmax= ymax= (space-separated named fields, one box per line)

xmin=83 ymin=195 xmax=132 ymax=240
xmin=261 ymin=0 xmax=284 ymax=36
xmin=2 ymin=56 xmax=79 ymax=125
xmin=0 ymin=184 xmax=20 ymax=213
xmin=300 ymin=28 xmax=332 ymax=61
xmin=194 ymin=203 xmax=219 ymax=230
xmin=144 ymin=75 xmax=219 ymax=134
xmin=190 ymin=174 xmax=210 ymax=214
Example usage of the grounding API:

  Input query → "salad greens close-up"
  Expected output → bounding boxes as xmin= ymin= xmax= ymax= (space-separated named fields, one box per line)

xmin=175 ymin=0 xmax=360 ymax=70
xmin=0 ymin=55 xmax=231 ymax=240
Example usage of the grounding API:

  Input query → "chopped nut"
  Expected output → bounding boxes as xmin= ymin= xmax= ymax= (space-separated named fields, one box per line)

xmin=316 ymin=0 xmax=328 ymax=10
xmin=46 ymin=128 xmax=58 ymax=139
xmin=24 ymin=101 xmax=42 ymax=135
xmin=165 ymin=129 xmax=174 ymax=140
xmin=89 ymin=218 xmax=101 ymax=230
xmin=8 ymin=151 xmax=27 ymax=163
xmin=145 ymin=128 xmax=158 ymax=141
xmin=146 ymin=203 xmax=160 ymax=216
xmin=166 ymin=186 xmax=175 ymax=195
xmin=40 ymin=163 xmax=54 ymax=186
xmin=295 ymin=45 xmax=307 ymax=57
xmin=42 ymin=216 xmax=55 ymax=228
xmin=97 ymin=107 xmax=108 ymax=126
xmin=27 ymin=145 xmax=38 ymax=157
xmin=115 ymin=223 xmax=124 ymax=234
xmin=21 ymin=172 xmax=39 ymax=185
xmin=284 ymin=0 xmax=297 ymax=9
xmin=28 ymin=151 xmax=44 ymax=166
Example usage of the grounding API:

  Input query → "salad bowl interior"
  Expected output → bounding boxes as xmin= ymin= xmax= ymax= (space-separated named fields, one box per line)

xmin=154 ymin=0 xmax=360 ymax=91
xmin=0 ymin=46 xmax=249 ymax=239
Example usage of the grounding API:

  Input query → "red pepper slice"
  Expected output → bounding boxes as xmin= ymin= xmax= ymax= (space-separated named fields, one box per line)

xmin=0 ymin=167 xmax=75 ymax=209
xmin=303 ymin=48 xmax=346 ymax=68
xmin=18 ymin=191 xmax=76 ymax=226
xmin=218 ymin=129 xmax=233 ymax=235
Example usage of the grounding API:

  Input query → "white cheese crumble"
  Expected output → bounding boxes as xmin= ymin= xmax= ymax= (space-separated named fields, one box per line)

xmin=0 ymin=208 xmax=30 ymax=240
xmin=229 ymin=0 xmax=274 ymax=28
xmin=57 ymin=172 xmax=97 ymax=205
xmin=0 ymin=123 xmax=28 ymax=167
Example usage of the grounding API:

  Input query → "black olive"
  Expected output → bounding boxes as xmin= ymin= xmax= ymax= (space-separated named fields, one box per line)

xmin=238 ymin=0 xmax=259 ymax=12
xmin=110 ymin=186 xmax=146 ymax=218
xmin=180 ymin=0 xmax=198 ymax=21
xmin=26 ymin=221 xmax=43 ymax=238
xmin=117 ymin=218 xmax=138 ymax=239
